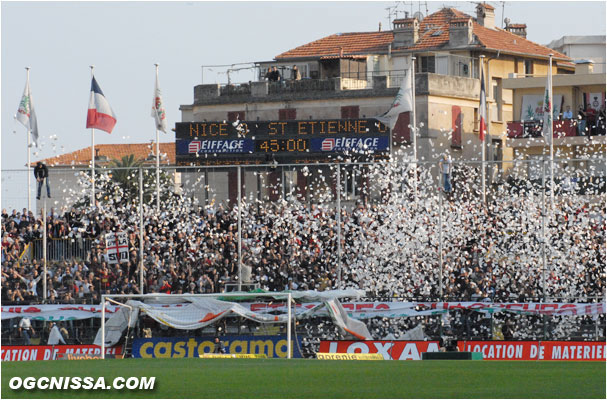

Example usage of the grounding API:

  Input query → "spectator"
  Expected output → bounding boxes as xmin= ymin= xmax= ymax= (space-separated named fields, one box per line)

xmin=562 ymin=105 xmax=573 ymax=120
xmin=19 ymin=317 xmax=35 ymax=345
xmin=439 ymin=154 xmax=453 ymax=193
xmin=34 ymin=161 xmax=51 ymax=200
xmin=291 ymin=65 xmax=301 ymax=81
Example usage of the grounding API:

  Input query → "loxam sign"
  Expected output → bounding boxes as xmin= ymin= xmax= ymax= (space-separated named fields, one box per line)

xmin=132 ymin=336 xmax=302 ymax=359
xmin=319 ymin=341 xmax=440 ymax=360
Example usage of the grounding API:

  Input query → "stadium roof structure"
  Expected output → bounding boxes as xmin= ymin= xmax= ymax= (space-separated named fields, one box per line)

xmin=35 ymin=143 xmax=176 ymax=167
xmin=275 ymin=7 xmax=572 ymax=65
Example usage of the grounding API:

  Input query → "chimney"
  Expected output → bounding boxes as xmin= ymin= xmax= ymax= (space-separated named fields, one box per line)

xmin=392 ymin=18 xmax=419 ymax=48
xmin=449 ymin=17 xmax=473 ymax=47
xmin=575 ymin=60 xmax=594 ymax=75
xmin=505 ymin=23 xmax=527 ymax=39
xmin=476 ymin=3 xmax=495 ymax=29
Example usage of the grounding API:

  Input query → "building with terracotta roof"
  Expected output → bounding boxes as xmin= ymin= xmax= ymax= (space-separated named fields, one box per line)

xmin=178 ymin=4 xmax=577 ymax=203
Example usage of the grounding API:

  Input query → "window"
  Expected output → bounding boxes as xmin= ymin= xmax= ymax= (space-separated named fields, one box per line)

xmin=524 ymin=59 xmax=533 ymax=76
xmin=227 ymin=111 xmax=246 ymax=122
xmin=278 ymin=108 xmax=296 ymax=120
xmin=473 ymin=107 xmax=479 ymax=131
xmin=492 ymin=78 xmax=502 ymax=121
xmin=341 ymin=106 xmax=360 ymax=119
xmin=420 ymin=56 xmax=436 ymax=73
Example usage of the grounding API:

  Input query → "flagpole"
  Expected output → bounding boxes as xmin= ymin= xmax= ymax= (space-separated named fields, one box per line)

xmin=411 ymin=56 xmax=417 ymax=197
xmin=480 ymin=56 xmax=487 ymax=204
xmin=43 ymin=199 xmax=47 ymax=301
xmin=548 ymin=54 xmax=554 ymax=210
xmin=25 ymin=68 xmax=32 ymax=212
xmin=155 ymin=64 xmax=161 ymax=212
xmin=90 ymin=65 xmax=96 ymax=208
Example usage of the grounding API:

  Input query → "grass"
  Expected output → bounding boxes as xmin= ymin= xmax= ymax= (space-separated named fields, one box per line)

xmin=2 ymin=358 xmax=605 ymax=399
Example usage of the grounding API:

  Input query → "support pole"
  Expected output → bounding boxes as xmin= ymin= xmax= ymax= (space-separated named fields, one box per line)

xmin=287 ymin=293 xmax=292 ymax=359
xmin=139 ymin=167 xmax=144 ymax=294
xmin=542 ymin=159 xmax=547 ymax=301
xmin=336 ymin=163 xmax=342 ymax=286
xmin=43 ymin=199 xmax=47 ymax=301
xmin=90 ymin=66 xmax=96 ymax=208
xmin=155 ymin=64 xmax=161 ymax=212
xmin=237 ymin=166 xmax=242 ymax=292
xmin=411 ymin=57 xmax=418 ymax=197
xmin=548 ymin=54 xmax=554 ymax=210
xmin=480 ymin=56 xmax=487 ymax=204
xmin=101 ymin=294 xmax=106 ymax=359
xmin=438 ymin=165 xmax=444 ymax=300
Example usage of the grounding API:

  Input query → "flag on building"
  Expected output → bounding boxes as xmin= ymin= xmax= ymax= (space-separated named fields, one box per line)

xmin=542 ymin=67 xmax=553 ymax=143
xmin=479 ymin=68 xmax=487 ymax=142
xmin=16 ymin=75 xmax=39 ymax=145
xmin=375 ymin=69 xmax=413 ymax=130
xmin=151 ymin=73 xmax=167 ymax=132
xmin=86 ymin=76 xmax=117 ymax=134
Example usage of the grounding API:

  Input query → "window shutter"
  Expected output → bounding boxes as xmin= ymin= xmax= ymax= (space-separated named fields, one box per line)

xmin=451 ymin=106 xmax=462 ymax=148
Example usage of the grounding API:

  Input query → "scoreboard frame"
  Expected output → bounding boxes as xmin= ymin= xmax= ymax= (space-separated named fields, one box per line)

xmin=175 ymin=118 xmax=390 ymax=165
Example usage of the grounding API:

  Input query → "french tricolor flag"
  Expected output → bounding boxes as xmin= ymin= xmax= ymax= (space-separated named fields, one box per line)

xmin=479 ymin=68 xmax=486 ymax=142
xmin=86 ymin=76 xmax=117 ymax=134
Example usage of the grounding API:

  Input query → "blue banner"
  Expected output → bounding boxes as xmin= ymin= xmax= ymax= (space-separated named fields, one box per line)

xmin=310 ymin=136 xmax=389 ymax=152
xmin=132 ymin=335 xmax=302 ymax=359
xmin=177 ymin=139 xmax=254 ymax=154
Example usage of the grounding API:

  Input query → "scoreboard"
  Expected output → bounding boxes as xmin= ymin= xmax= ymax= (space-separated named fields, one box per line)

xmin=175 ymin=118 xmax=390 ymax=165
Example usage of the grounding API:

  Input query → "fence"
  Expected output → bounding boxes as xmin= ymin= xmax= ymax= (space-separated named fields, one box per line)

xmin=28 ymin=238 xmax=92 ymax=261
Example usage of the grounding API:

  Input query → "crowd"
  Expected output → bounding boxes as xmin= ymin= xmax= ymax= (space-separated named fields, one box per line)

xmin=2 ymin=171 xmax=604 ymax=304
xmin=1 ymin=162 xmax=605 ymax=343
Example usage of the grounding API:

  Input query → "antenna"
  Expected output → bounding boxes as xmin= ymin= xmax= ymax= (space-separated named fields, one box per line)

xmin=501 ymin=1 xmax=506 ymax=28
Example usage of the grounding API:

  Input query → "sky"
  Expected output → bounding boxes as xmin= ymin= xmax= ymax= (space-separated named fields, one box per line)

xmin=2 ymin=0 xmax=606 ymax=176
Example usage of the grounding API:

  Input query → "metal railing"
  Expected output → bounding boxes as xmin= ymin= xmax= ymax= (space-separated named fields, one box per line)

xmin=30 ymin=238 xmax=92 ymax=261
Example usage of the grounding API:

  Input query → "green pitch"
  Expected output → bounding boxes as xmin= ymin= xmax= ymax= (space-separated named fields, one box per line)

xmin=2 ymin=358 xmax=605 ymax=399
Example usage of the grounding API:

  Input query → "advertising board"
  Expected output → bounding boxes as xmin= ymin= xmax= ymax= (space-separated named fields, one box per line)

xmin=132 ymin=336 xmax=302 ymax=359
xmin=318 ymin=340 xmax=440 ymax=360
xmin=1 ymin=345 xmax=122 ymax=362
xmin=458 ymin=341 xmax=606 ymax=361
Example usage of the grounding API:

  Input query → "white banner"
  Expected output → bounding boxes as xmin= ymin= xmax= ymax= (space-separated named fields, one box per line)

xmin=1 ymin=304 xmax=121 ymax=320
xmin=105 ymin=231 xmax=128 ymax=264
xmin=2 ymin=301 xmax=604 ymax=321
xmin=521 ymin=94 xmax=563 ymax=121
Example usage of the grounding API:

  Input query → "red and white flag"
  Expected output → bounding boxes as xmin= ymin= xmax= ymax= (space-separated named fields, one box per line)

xmin=86 ymin=76 xmax=117 ymax=134
xmin=151 ymin=71 xmax=167 ymax=133
xmin=375 ymin=69 xmax=413 ymax=130
xmin=479 ymin=68 xmax=486 ymax=142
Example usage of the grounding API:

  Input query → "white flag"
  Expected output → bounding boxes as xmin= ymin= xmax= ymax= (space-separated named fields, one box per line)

xmin=375 ymin=69 xmax=413 ymax=130
xmin=16 ymin=76 xmax=39 ymax=145
xmin=542 ymin=67 xmax=553 ymax=143
xmin=151 ymin=72 xmax=167 ymax=133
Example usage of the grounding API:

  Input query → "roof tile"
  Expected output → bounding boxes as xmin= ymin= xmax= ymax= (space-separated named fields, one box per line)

xmin=275 ymin=8 xmax=570 ymax=61
xmin=37 ymin=143 xmax=175 ymax=167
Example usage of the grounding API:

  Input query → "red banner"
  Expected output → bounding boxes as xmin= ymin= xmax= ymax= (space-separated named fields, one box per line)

xmin=457 ymin=341 xmax=605 ymax=361
xmin=318 ymin=340 xmax=440 ymax=360
xmin=1 ymin=345 xmax=123 ymax=362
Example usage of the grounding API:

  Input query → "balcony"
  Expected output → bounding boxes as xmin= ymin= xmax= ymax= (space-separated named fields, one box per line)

xmin=506 ymin=118 xmax=606 ymax=149
xmin=191 ymin=70 xmax=480 ymax=106
xmin=507 ymin=118 xmax=606 ymax=139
